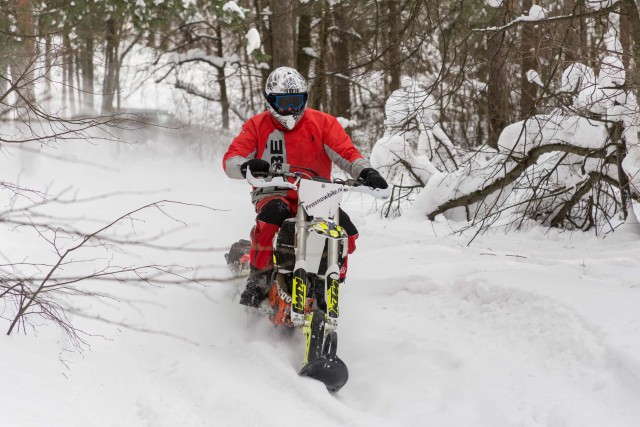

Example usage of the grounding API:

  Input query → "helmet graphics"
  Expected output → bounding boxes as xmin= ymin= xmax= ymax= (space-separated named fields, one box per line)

xmin=264 ymin=67 xmax=308 ymax=130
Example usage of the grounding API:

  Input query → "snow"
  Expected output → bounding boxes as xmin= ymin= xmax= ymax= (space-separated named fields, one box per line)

xmin=585 ymin=0 xmax=620 ymax=10
xmin=302 ymin=46 xmax=321 ymax=59
xmin=415 ymin=152 xmax=514 ymax=221
xmin=337 ymin=116 xmax=357 ymax=129
xmin=526 ymin=69 xmax=543 ymax=87
xmin=497 ymin=113 xmax=609 ymax=153
xmin=246 ymin=28 xmax=261 ymax=55
xmin=372 ymin=76 xmax=458 ymax=190
xmin=419 ymin=52 xmax=640 ymax=229
xmin=528 ymin=5 xmax=547 ymax=20
xmin=371 ymin=134 xmax=438 ymax=186
xmin=3 ymin=130 xmax=640 ymax=426
xmin=166 ymin=48 xmax=238 ymax=69
xmin=559 ymin=63 xmax=596 ymax=94
xmin=222 ymin=1 xmax=245 ymax=19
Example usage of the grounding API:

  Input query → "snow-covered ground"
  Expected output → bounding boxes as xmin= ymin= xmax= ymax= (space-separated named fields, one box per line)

xmin=2 ymin=129 xmax=640 ymax=427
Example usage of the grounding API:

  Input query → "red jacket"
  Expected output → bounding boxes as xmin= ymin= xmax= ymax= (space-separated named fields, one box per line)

xmin=223 ymin=108 xmax=372 ymax=204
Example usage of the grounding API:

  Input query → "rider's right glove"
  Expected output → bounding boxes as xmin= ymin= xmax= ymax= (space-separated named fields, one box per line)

xmin=240 ymin=158 xmax=271 ymax=178
xmin=358 ymin=168 xmax=388 ymax=189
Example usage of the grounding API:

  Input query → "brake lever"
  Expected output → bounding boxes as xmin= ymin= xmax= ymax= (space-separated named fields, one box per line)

xmin=270 ymin=162 xmax=290 ymax=174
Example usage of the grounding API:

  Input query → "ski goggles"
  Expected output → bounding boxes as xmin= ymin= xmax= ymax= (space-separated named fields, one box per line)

xmin=265 ymin=93 xmax=308 ymax=115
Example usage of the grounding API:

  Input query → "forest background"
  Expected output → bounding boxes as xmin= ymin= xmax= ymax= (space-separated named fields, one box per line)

xmin=4 ymin=0 xmax=640 ymax=234
xmin=2 ymin=2 xmax=640 ymax=425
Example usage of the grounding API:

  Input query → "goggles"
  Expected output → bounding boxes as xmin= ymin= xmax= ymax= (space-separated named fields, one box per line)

xmin=266 ymin=93 xmax=308 ymax=115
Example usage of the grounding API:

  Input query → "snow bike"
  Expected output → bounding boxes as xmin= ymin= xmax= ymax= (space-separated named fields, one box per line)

xmin=225 ymin=163 xmax=390 ymax=392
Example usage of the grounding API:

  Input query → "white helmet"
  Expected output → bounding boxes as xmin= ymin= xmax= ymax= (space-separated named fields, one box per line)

xmin=264 ymin=67 xmax=308 ymax=130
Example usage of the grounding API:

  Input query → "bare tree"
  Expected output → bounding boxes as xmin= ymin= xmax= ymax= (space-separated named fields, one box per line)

xmin=0 ymin=6 xmax=233 ymax=344
xmin=271 ymin=0 xmax=296 ymax=67
xmin=1 ymin=188 xmax=228 ymax=346
xmin=486 ymin=0 xmax=514 ymax=149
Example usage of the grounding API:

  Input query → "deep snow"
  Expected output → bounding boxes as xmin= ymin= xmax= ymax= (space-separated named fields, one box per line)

xmin=2 ymin=128 xmax=640 ymax=427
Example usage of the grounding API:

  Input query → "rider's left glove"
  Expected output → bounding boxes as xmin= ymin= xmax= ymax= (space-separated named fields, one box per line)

xmin=358 ymin=168 xmax=388 ymax=189
xmin=240 ymin=158 xmax=271 ymax=178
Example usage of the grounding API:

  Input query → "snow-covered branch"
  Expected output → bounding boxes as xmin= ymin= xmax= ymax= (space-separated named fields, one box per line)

xmin=473 ymin=2 xmax=622 ymax=33
xmin=425 ymin=139 xmax=614 ymax=221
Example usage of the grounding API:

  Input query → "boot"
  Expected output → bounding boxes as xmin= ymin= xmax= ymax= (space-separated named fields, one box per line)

xmin=239 ymin=269 xmax=273 ymax=308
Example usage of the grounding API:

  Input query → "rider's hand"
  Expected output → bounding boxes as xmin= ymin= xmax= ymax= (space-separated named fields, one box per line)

xmin=358 ymin=168 xmax=388 ymax=189
xmin=241 ymin=159 xmax=271 ymax=178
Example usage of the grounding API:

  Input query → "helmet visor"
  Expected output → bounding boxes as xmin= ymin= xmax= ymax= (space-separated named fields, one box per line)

xmin=266 ymin=93 xmax=308 ymax=116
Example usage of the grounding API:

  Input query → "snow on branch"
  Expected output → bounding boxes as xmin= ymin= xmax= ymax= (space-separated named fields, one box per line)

xmin=420 ymin=110 xmax=639 ymax=234
xmin=474 ymin=2 xmax=622 ymax=33
xmin=424 ymin=136 xmax=613 ymax=221
xmin=165 ymin=48 xmax=239 ymax=69
xmin=416 ymin=48 xmax=640 ymax=234
xmin=222 ymin=1 xmax=246 ymax=19
xmin=246 ymin=28 xmax=261 ymax=55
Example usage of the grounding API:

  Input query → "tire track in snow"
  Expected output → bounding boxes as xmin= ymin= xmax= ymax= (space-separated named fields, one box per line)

xmin=337 ymin=263 xmax=640 ymax=427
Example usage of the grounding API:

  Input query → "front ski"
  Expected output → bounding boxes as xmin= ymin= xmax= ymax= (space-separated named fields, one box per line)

xmin=299 ymin=309 xmax=349 ymax=393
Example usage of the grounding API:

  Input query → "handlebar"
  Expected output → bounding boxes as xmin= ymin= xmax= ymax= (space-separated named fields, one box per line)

xmin=246 ymin=167 xmax=298 ymax=190
xmin=246 ymin=164 xmax=391 ymax=200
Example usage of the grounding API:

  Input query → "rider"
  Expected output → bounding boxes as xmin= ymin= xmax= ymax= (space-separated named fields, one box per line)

xmin=222 ymin=66 xmax=388 ymax=308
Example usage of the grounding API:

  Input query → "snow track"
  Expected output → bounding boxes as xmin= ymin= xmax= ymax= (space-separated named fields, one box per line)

xmin=338 ymin=221 xmax=640 ymax=427
xmin=3 ymin=136 xmax=640 ymax=426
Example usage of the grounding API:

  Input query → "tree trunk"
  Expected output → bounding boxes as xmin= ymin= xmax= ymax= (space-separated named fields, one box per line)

xmin=486 ymin=0 xmax=513 ymax=149
xmin=75 ymin=50 xmax=82 ymax=107
xmin=44 ymin=35 xmax=51 ymax=108
xmin=255 ymin=0 xmax=272 ymax=80
xmin=622 ymin=0 xmax=640 ymax=101
xmin=621 ymin=3 xmax=631 ymax=70
xmin=610 ymin=122 xmax=630 ymax=220
xmin=296 ymin=2 xmax=313 ymax=78
xmin=81 ymin=36 xmax=94 ymax=113
xmin=216 ymin=26 xmax=229 ymax=129
xmin=63 ymin=31 xmax=75 ymax=115
xmin=116 ymin=47 xmax=121 ymax=111
xmin=0 ymin=41 xmax=8 ymax=101
xmin=519 ymin=0 xmax=537 ymax=118
xmin=15 ymin=0 xmax=35 ymax=105
xmin=561 ymin=0 xmax=585 ymax=63
xmin=386 ymin=0 xmax=401 ymax=93
xmin=101 ymin=18 xmax=118 ymax=113
xmin=330 ymin=1 xmax=350 ymax=118
xmin=310 ymin=0 xmax=329 ymax=111
xmin=271 ymin=0 xmax=295 ymax=67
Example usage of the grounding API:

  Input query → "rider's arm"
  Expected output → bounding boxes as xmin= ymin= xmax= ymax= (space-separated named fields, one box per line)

xmin=322 ymin=115 xmax=373 ymax=179
xmin=223 ymin=120 xmax=259 ymax=179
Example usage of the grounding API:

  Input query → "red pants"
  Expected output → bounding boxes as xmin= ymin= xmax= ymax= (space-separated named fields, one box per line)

xmin=250 ymin=196 xmax=358 ymax=280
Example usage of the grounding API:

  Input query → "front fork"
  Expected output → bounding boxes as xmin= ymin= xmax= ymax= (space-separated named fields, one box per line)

xmin=291 ymin=205 xmax=309 ymax=327
xmin=291 ymin=205 xmax=342 ymax=333
xmin=325 ymin=236 xmax=341 ymax=331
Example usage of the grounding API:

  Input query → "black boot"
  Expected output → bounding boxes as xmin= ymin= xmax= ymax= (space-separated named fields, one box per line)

xmin=239 ymin=269 xmax=273 ymax=308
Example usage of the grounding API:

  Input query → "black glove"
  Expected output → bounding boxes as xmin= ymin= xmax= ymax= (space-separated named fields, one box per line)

xmin=240 ymin=159 xmax=271 ymax=178
xmin=358 ymin=168 xmax=388 ymax=189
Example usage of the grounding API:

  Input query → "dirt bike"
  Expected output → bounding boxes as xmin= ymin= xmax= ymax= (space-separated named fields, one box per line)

xmin=225 ymin=163 xmax=390 ymax=392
